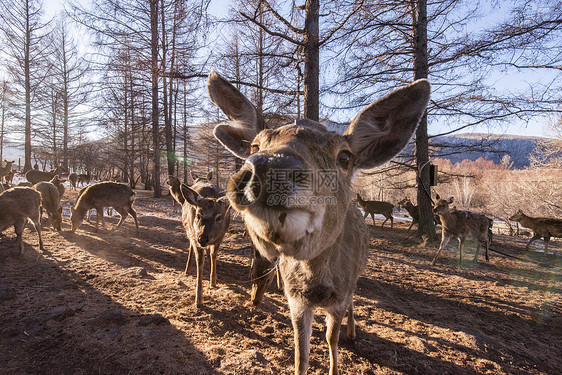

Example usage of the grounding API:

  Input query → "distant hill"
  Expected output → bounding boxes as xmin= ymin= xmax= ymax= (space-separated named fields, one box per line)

xmin=321 ymin=120 xmax=545 ymax=170
xmin=431 ymin=134 xmax=542 ymax=169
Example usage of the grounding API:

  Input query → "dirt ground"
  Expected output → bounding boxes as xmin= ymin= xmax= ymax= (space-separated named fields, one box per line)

xmin=1 ymin=188 xmax=561 ymax=375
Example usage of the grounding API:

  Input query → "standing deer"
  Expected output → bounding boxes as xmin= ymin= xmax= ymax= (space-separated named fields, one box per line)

xmin=77 ymin=171 xmax=91 ymax=186
xmin=207 ymin=71 xmax=430 ymax=375
xmin=25 ymin=165 xmax=66 ymax=185
xmin=166 ymin=175 xmax=185 ymax=213
xmin=179 ymin=178 xmax=231 ymax=307
xmin=0 ymin=187 xmax=44 ymax=254
xmin=398 ymin=197 xmax=419 ymax=231
xmin=356 ymin=194 xmax=394 ymax=228
xmin=68 ymin=172 xmax=78 ymax=190
xmin=70 ymin=181 xmax=139 ymax=233
xmin=432 ymin=195 xmax=493 ymax=265
xmin=0 ymin=160 xmax=15 ymax=184
xmin=509 ymin=210 xmax=562 ymax=252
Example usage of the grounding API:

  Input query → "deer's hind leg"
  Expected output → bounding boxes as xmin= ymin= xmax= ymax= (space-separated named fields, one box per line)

xmin=326 ymin=305 xmax=347 ymax=375
xmin=346 ymin=299 xmax=356 ymax=340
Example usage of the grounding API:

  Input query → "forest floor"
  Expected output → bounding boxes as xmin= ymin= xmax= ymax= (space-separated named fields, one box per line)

xmin=1 ymin=188 xmax=561 ymax=375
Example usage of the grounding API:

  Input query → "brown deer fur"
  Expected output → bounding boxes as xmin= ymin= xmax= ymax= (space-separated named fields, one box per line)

xmin=0 ymin=187 xmax=44 ymax=254
xmin=25 ymin=166 xmax=66 ymax=185
xmin=33 ymin=181 xmax=63 ymax=231
xmin=432 ymin=195 xmax=493 ymax=265
xmin=356 ymin=194 xmax=394 ymax=228
xmin=509 ymin=210 xmax=562 ymax=252
xmin=180 ymin=179 xmax=231 ymax=307
xmin=0 ymin=160 xmax=15 ymax=184
xmin=68 ymin=173 xmax=78 ymax=190
xmin=166 ymin=175 xmax=185 ymax=212
xmin=398 ymin=198 xmax=419 ymax=230
xmin=70 ymin=181 xmax=138 ymax=233
xmin=207 ymin=70 xmax=430 ymax=375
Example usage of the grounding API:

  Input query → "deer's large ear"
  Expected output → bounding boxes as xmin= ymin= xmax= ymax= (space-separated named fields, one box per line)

xmin=344 ymin=79 xmax=430 ymax=170
xmin=180 ymin=184 xmax=200 ymax=206
xmin=208 ymin=71 xmax=265 ymax=159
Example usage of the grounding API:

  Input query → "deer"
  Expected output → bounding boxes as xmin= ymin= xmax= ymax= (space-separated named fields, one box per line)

xmin=356 ymin=194 xmax=394 ymax=228
xmin=0 ymin=187 xmax=44 ymax=255
xmin=0 ymin=160 xmax=15 ymax=184
xmin=432 ymin=195 xmax=493 ymax=265
xmin=509 ymin=210 xmax=562 ymax=252
xmin=398 ymin=197 xmax=419 ymax=230
xmin=179 ymin=177 xmax=231 ymax=307
xmin=49 ymin=175 xmax=66 ymax=199
xmin=33 ymin=181 xmax=63 ymax=231
xmin=70 ymin=181 xmax=139 ymax=233
xmin=77 ymin=171 xmax=91 ymax=186
xmin=25 ymin=165 xmax=66 ymax=185
xmin=249 ymin=246 xmax=282 ymax=306
xmin=68 ymin=172 xmax=78 ymax=190
xmin=207 ymin=70 xmax=430 ymax=375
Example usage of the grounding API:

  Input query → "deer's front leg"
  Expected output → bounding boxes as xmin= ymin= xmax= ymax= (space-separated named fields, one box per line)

xmin=185 ymin=241 xmax=194 ymax=274
xmin=432 ymin=232 xmax=451 ymax=265
xmin=209 ymin=244 xmax=218 ymax=288
xmin=458 ymin=238 xmax=464 ymax=265
xmin=289 ymin=298 xmax=313 ymax=375
xmin=194 ymin=246 xmax=205 ymax=308
xmin=326 ymin=308 xmax=345 ymax=375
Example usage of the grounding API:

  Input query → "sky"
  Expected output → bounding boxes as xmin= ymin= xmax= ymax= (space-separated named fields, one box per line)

xmin=37 ymin=0 xmax=558 ymax=139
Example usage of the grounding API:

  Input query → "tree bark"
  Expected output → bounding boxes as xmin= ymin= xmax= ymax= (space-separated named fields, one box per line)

xmin=150 ymin=0 xmax=161 ymax=197
xmin=412 ymin=0 xmax=436 ymax=240
xmin=303 ymin=0 xmax=320 ymax=121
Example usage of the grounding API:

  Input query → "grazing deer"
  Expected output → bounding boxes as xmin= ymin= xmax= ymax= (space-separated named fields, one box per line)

xmin=70 ymin=181 xmax=139 ymax=233
xmin=33 ymin=181 xmax=63 ymax=231
xmin=0 ymin=160 xmax=15 ymax=184
xmin=25 ymin=165 xmax=66 ymax=185
xmin=356 ymin=194 xmax=394 ymax=228
xmin=398 ymin=197 xmax=420 ymax=231
xmin=432 ymin=195 xmax=493 ymax=265
xmin=179 ymin=178 xmax=231 ymax=307
xmin=207 ymin=70 xmax=430 ymax=375
xmin=68 ymin=172 xmax=78 ymax=190
xmin=509 ymin=210 xmax=562 ymax=252
xmin=0 ymin=187 xmax=44 ymax=254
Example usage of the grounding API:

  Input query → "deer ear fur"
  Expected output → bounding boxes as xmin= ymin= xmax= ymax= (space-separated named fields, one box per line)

xmin=344 ymin=79 xmax=430 ymax=171
xmin=208 ymin=71 xmax=265 ymax=159
xmin=180 ymin=184 xmax=199 ymax=206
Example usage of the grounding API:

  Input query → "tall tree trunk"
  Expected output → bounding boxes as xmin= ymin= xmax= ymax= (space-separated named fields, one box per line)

xmin=412 ymin=0 xmax=436 ymax=240
xmin=303 ymin=0 xmax=320 ymax=121
xmin=151 ymin=0 xmax=161 ymax=197
xmin=24 ymin=2 xmax=32 ymax=172
xmin=62 ymin=31 xmax=69 ymax=171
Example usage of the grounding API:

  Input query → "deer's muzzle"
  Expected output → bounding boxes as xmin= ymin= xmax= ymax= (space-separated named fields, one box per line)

xmin=227 ymin=153 xmax=304 ymax=209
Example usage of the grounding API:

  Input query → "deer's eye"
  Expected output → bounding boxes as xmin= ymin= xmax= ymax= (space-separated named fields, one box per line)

xmin=337 ymin=150 xmax=352 ymax=169
xmin=250 ymin=145 xmax=260 ymax=154
xmin=215 ymin=214 xmax=222 ymax=222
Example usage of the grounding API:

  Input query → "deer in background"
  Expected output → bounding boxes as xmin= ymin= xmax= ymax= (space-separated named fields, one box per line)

xmin=166 ymin=175 xmax=185 ymax=213
xmin=25 ymin=165 xmax=66 ymax=185
xmin=77 ymin=171 xmax=91 ymax=186
xmin=509 ymin=210 xmax=562 ymax=253
xmin=179 ymin=176 xmax=231 ymax=307
xmin=207 ymin=70 xmax=429 ymax=375
xmin=356 ymin=194 xmax=394 ymax=228
xmin=398 ymin=197 xmax=420 ymax=231
xmin=0 ymin=187 xmax=44 ymax=254
xmin=70 ymin=181 xmax=139 ymax=233
xmin=68 ymin=172 xmax=78 ymax=190
xmin=0 ymin=160 xmax=15 ymax=184
xmin=432 ymin=195 xmax=493 ymax=265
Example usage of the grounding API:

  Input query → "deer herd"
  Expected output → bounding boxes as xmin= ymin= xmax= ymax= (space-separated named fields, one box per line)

xmin=1 ymin=72 xmax=562 ymax=375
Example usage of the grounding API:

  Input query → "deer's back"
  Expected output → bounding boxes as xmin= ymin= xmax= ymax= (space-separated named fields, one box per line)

xmin=78 ymin=182 xmax=134 ymax=209
xmin=33 ymin=182 xmax=60 ymax=212
xmin=523 ymin=216 xmax=562 ymax=236
xmin=25 ymin=170 xmax=54 ymax=185
xmin=0 ymin=187 xmax=41 ymax=224
xmin=441 ymin=210 xmax=490 ymax=239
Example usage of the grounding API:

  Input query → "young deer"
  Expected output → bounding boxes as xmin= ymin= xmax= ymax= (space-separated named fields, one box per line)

xmin=0 ymin=187 xmax=44 ymax=254
xmin=509 ymin=210 xmax=562 ymax=252
xmin=167 ymin=175 xmax=185 ymax=213
xmin=432 ymin=195 xmax=493 ymax=265
xmin=33 ymin=181 xmax=63 ymax=231
xmin=179 ymin=178 xmax=231 ymax=307
xmin=398 ymin=197 xmax=419 ymax=231
xmin=356 ymin=194 xmax=394 ymax=228
xmin=207 ymin=71 xmax=430 ymax=375
xmin=0 ymin=160 xmax=15 ymax=184
xmin=70 ymin=181 xmax=139 ymax=233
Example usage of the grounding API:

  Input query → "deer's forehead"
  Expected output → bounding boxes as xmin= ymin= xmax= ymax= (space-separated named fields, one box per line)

xmin=254 ymin=123 xmax=346 ymax=152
